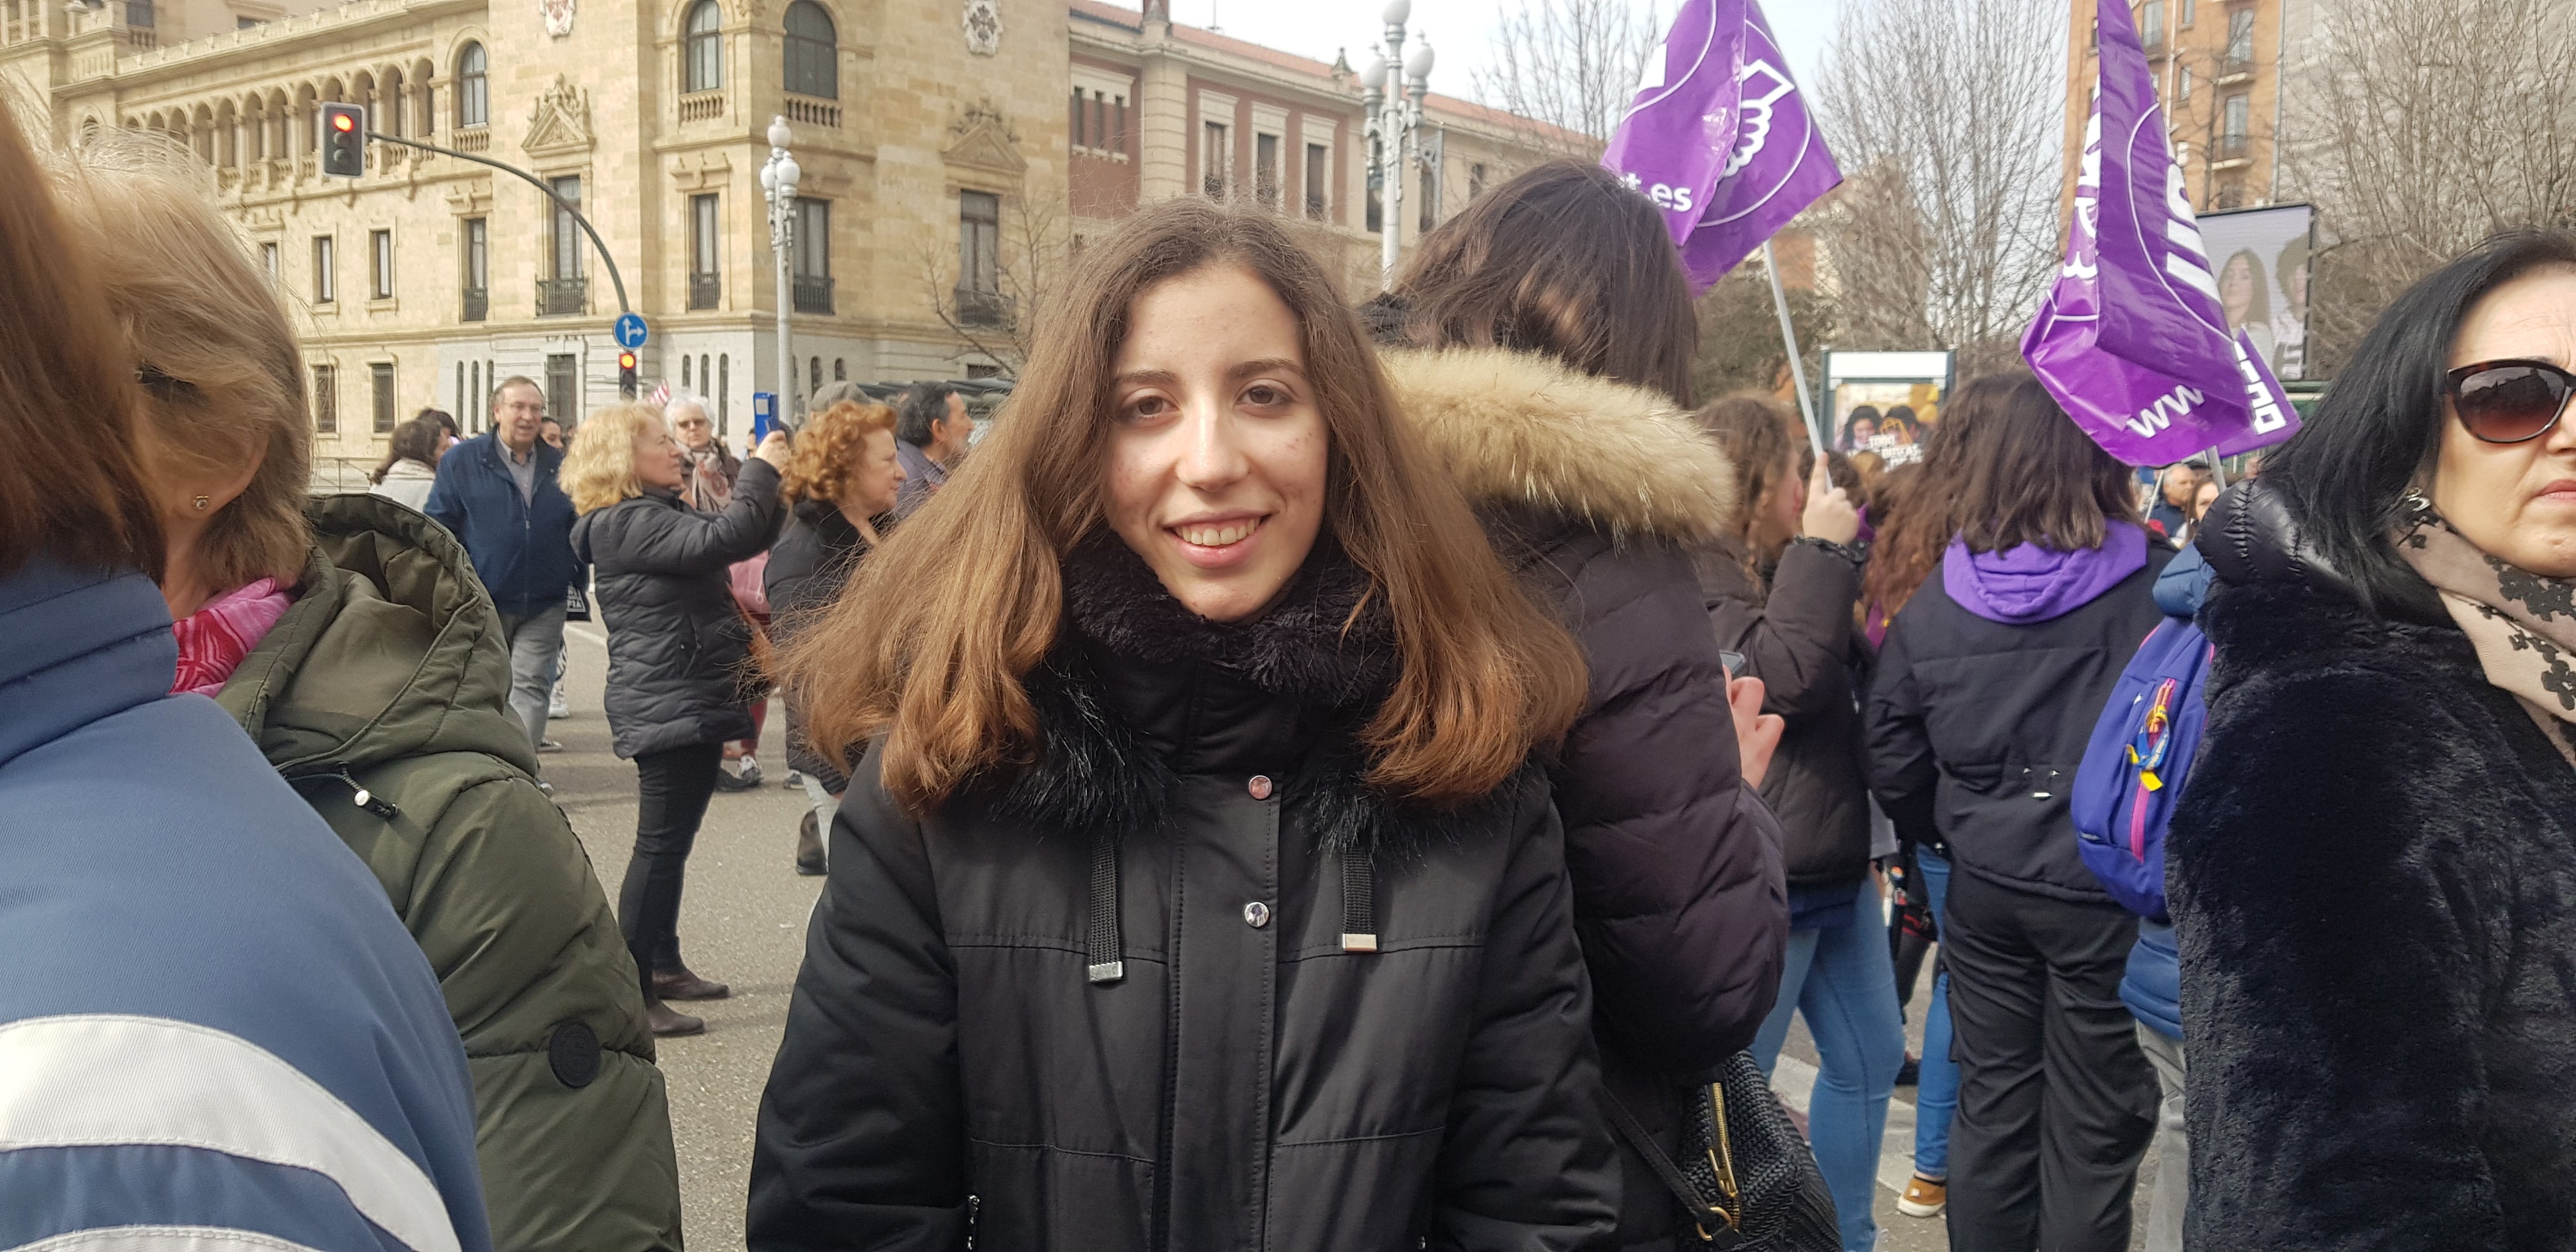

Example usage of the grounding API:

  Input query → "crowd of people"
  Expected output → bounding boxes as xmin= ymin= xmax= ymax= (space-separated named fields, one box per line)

xmin=9 ymin=84 xmax=2576 ymax=1252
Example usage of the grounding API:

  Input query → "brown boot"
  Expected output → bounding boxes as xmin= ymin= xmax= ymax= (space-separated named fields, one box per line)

xmin=795 ymin=809 xmax=827 ymax=876
xmin=645 ymin=998 xmax=705 ymax=1037
xmin=651 ymin=965 xmax=731 ymax=1000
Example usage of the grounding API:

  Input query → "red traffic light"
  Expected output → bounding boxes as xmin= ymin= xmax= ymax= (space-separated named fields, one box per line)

xmin=618 ymin=351 xmax=638 ymax=370
xmin=330 ymin=112 xmax=355 ymax=133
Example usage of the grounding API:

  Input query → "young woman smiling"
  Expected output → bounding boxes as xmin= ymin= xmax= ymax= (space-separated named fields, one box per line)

xmin=748 ymin=199 xmax=1612 ymax=1249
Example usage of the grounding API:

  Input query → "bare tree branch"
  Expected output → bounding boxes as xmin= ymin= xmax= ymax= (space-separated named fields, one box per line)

xmin=2280 ymin=0 xmax=2576 ymax=372
xmin=1470 ymin=0 xmax=1662 ymax=156
xmin=1811 ymin=0 xmax=2065 ymax=377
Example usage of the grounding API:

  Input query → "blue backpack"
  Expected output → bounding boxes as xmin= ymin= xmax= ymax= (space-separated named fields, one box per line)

xmin=2070 ymin=617 xmax=2213 ymax=922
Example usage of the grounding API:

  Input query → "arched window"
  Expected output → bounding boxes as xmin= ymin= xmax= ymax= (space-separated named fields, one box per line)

xmin=783 ymin=0 xmax=836 ymax=100
xmin=456 ymin=42 xmax=488 ymax=126
xmin=832 ymin=358 xmax=845 ymax=381
xmin=684 ymin=1 xmax=723 ymax=94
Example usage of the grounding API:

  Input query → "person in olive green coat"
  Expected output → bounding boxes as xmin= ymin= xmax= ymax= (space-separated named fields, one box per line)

xmin=218 ymin=494 xmax=686 ymax=1251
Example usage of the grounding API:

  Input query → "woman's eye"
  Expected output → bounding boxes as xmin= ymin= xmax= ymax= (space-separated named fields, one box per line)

xmin=1122 ymin=394 xmax=1172 ymax=422
xmin=1243 ymin=383 xmax=1290 ymax=408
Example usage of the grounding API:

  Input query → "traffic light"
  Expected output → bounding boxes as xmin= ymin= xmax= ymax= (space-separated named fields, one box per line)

xmin=617 ymin=350 xmax=638 ymax=399
xmin=320 ymin=103 xmax=366 ymax=178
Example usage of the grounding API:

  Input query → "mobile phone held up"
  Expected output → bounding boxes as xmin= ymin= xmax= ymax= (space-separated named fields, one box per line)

xmin=1719 ymin=650 xmax=1747 ymax=680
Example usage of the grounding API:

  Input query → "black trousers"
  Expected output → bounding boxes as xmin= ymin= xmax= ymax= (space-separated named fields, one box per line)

xmin=1942 ymin=866 xmax=2158 ymax=1252
xmin=620 ymin=741 xmax=723 ymax=1002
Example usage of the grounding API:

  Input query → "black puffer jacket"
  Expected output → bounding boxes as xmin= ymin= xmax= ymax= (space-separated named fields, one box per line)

xmin=1696 ymin=542 xmax=1873 ymax=888
xmin=1865 ymin=535 xmax=2170 ymax=901
xmin=1383 ymin=348 xmax=1788 ymax=1250
xmin=763 ymin=499 xmax=872 ymax=792
xmin=569 ymin=459 xmax=785 ymax=759
xmin=747 ymin=540 xmax=1616 ymax=1250
xmin=2174 ymin=483 xmax=2576 ymax=1251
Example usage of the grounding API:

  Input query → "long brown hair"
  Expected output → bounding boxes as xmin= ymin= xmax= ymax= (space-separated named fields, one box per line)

xmin=1697 ymin=393 xmax=1808 ymax=577
xmin=1379 ymin=160 xmax=1699 ymax=406
xmin=0 ymin=102 xmax=162 ymax=581
xmin=780 ymin=198 xmax=1588 ymax=812
xmin=1860 ymin=374 xmax=2140 ymax=620
xmin=1945 ymin=372 xmax=2140 ymax=554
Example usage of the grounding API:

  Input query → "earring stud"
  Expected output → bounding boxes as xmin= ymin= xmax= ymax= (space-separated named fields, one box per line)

xmin=192 ymin=494 xmax=210 ymax=510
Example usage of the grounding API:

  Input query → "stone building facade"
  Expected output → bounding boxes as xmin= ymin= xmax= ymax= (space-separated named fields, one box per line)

xmin=2060 ymin=0 xmax=2299 ymax=217
xmin=1 ymin=0 xmax=1563 ymax=467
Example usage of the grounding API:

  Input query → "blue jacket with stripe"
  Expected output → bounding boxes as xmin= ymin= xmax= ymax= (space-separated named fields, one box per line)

xmin=423 ymin=430 xmax=582 ymax=619
xmin=0 ymin=560 xmax=493 ymax=1252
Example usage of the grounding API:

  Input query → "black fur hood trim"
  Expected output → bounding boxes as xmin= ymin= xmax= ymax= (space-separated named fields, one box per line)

xmin=977 ymin=533 xmax=1533 ymax=860
xmin=1056 ymin=530 xmax=1397 ymax=708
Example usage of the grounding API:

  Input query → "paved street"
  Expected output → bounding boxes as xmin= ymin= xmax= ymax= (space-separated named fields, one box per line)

xmin=553 ymin=626 xmax=821 ymax=1252
xmin=549 ymin=626 xmax=2151 ymax=1251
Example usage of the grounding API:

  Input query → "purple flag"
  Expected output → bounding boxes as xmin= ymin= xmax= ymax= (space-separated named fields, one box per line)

xmin=1676 ymin=2 xmax=1843 ymax=291
xmin=1601 ymin=0 xmax=1748 ymax=248
xmin=2022 ymin=0 xmax=2297 ymax=464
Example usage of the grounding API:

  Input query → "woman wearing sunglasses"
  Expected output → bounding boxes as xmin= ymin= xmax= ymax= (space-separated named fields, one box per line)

xmin=2174 ymin=231 xmax=2576 ymax=1251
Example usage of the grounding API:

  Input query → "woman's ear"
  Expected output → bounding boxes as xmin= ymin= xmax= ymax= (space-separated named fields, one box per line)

xmin=139 ymin=429 xmax=264 ymax=525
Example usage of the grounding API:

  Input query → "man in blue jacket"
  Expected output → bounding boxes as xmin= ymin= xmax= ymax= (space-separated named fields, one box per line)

xmin=426 ymin=376 xmax=582 ymax=764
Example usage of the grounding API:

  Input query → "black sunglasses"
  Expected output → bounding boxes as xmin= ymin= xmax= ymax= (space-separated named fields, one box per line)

xmin=2447 ymin=358 xmax=2576 ymax=444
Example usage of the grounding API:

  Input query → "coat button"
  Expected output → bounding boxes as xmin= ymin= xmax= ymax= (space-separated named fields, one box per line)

xmin=1243 ymin=901 xmax=1271 ymax=928
xmin=1248 ymin=774 xmax=1273 ymax=800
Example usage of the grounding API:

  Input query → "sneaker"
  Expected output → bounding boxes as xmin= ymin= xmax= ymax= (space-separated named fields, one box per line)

xmin=539 ymin=738 xmax=564 ymax=753
xmin=549 ymin=680 xmax=570 ymax=719
xmin=1897 ymin=1175 xmax=1947 ymax=1219
xmin=715 ymin=754 xmax=764 ymax=792
xmin=1896 ymin=1052 xmax=1920 ymax=1087
xmin=534 ymin=779 xmax=555 ymax=796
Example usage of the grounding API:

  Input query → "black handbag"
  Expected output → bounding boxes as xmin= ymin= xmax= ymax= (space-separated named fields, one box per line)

xmin=1604 ymin=1051 xmax=1843 ymax=1251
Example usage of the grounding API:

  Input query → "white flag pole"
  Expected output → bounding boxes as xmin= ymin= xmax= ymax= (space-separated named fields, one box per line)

xmin=1764 ymin=240 xmax=1826 ymax=454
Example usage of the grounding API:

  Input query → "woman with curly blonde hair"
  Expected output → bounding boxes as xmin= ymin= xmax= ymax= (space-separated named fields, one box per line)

xmin=763 ymin=398 xmax=905 ymax=873
xmin=567 ymin=402 xmax=789 ymax=1035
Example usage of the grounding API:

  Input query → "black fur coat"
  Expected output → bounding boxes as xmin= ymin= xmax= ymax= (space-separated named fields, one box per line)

xmin=2174 ymin=485 xmax=2576 ymax=1250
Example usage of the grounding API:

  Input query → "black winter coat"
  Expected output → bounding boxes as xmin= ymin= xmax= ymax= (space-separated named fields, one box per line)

xmin=763 ymin=499 xmax=873 ymax=791
xmin=1696 ymin=541 xmax=1873 ymax=888
xmin=570 ymin=459 xmax=785 ymax=759
xmin=2174 ymin=484 xmax=2576 ymax=1252
xmin=1865 ymin=539 xmax=2170 ymax=901
xmin=747 ymin=540 xmax=1618 ymax=1252
xmin=1383 ymin=347 xmax=1788 ymax=1250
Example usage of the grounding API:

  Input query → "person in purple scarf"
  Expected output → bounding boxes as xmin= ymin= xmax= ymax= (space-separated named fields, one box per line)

xmin=1863 ymin=373 xmax=2168 ymax=1252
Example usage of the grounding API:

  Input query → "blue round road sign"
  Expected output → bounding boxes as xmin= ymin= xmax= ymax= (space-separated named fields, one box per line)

xmin=613 ymin=313 xmax=648 ymax=349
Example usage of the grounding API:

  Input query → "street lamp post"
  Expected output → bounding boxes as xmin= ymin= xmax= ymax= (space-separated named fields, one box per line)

xmin=1361 ymin=1 xmax=1434 ymax=291
xmin=759 ymin=117 xmax=801 ymax=423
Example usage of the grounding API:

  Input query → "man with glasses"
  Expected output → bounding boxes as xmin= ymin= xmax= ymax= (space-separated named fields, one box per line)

xmin=426 ymin=378 xmax=583 ymax=786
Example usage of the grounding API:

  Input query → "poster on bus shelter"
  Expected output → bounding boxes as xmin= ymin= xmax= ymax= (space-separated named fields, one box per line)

xmin=2196 ymin=203 xmax=2316 ymax=381
xmin=1825 ymin=349 xmax=1953 ymax=464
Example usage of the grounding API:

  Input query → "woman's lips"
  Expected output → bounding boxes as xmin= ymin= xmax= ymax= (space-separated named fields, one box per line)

xmin=1167 ymin=515 xmax=1267 ymax=569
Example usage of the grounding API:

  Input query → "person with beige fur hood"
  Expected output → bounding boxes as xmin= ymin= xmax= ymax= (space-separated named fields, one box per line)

xmin=1366 ymin=159 xmax=1792 ymax=1252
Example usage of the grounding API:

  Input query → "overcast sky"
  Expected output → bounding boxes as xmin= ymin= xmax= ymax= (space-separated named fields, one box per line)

xmin=1172 ymin=0 xmax=1846 ymax=106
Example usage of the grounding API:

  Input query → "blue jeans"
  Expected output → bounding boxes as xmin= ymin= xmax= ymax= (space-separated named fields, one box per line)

xmin=1914 ymin=849 xmax=1961 ymax=1180
xmin=1754 ymin=878 xmax=1908 ymax=1252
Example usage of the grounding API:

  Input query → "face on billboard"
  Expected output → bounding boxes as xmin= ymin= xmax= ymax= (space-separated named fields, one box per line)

xmin=2200 ymin=204 xmax=2316 ymax=379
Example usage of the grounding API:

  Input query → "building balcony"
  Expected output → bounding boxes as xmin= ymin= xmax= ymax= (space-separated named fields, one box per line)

xmin=462 ymin=286 xmax=487 ymax=322
xmin=452 ymin=125 xmax=490 ymax=154
xmin=793 ymin=274 xmax=834 ymax=314
xmin=2214 ymin=133 xmax=2253 ymax=165
xmin=784 ymin=93 xmax=839 ymax=128
xmin=536 ymin=276 xmax=586 ymax=316
xmin=2219 ymin=51 xmax=2255 ymax=81
xmin=678 ymin=90 xmax=726 ymax=124
xmin=689 ymin=272 xmax=720 ymax=310
xmin=954 ymin=286 xmax=1014 ymax=330
xmin=2141 ymin=29 xmax=2165 ymax=56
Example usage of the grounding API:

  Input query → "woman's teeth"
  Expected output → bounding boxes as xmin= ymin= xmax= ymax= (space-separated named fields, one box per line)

xmin=1176 ymin=519 xmax=1258 ymax=547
